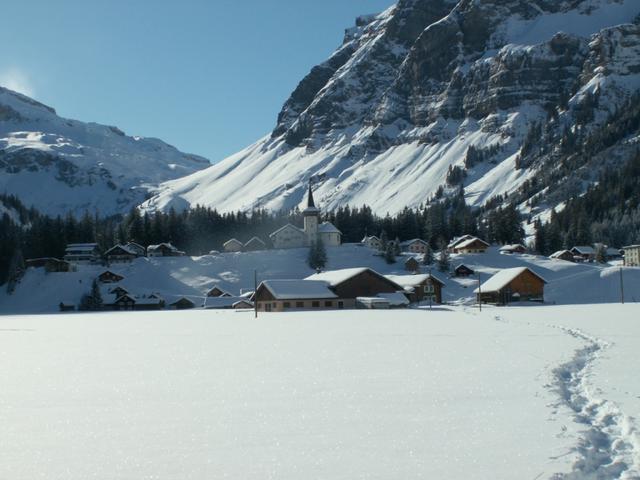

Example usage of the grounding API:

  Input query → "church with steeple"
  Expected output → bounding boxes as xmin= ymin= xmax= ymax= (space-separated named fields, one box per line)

xmin=268 ymin=184 xmax=342 ymax=250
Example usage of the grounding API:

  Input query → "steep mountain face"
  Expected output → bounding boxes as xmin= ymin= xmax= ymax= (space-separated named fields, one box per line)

xmin=0 ymin=87 xmax=209 ymax=217
xmin=142 ymin=0 xmax=640 ymax=217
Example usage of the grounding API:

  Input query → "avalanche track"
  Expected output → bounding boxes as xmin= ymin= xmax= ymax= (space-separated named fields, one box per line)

xmin=548 ymin=326 xmax=640 ymax=479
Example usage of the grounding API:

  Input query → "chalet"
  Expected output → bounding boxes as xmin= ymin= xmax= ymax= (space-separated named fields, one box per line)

xmin=113 ymin=294 xmax=136 ymax=310
xmin=206 ymin=286 xmax=233 ymax=298
xmin=125 ymin=242 xmax=146 ymax=257
xmin=400 ymin=239 xmax=430 ymax=254
xmin=254 ymin=279 xmax=345 ymax=312
xmin=223 ymin=239 xmax=244 ymax=253
xmin=147 ymin=243 xmax=185 ymax=257
xmin=169 ymin=297 xmax=196 ymax=310
xmin=475 ymin=267 xmax=547 ymax=305
xmin=570 ymin=246 xmax=595 ymax=262
xmin=108 ymin=285 xmax=129 ymax=298
xmin=447 ymin=235 xmax=475 ymax=251
xmin=605 ymin=247 xmax=623 ymax=261
xmin=104 ymin=244 xmax=137 ymax=263
xmin=499 ymin=244 xmax=526 ymax=254
xmin=244 ymin=236 xmax=267 ymax=251
xmin=133 ymin=295 xmax=165 ymax=311
xmin=64 ymin=243 xmax=101 ymax=264
xmin=26 ymin=257 xmax=70 ymax=273
xmin=451 ymin=237 xmax=489 ymax=254
xmin=550 ymin=250 xmax=575 ymax=262
xmin=623 ymin=245 xmax=640 ymax=267
xmin=454 ymin=264 xmax=475 ymax=277
xmin=98 ymin=270 xmax=125 ymax=284
xmin=361 ymin=235 xmax=382 ymax=250
xmin=404 ymin=257 xmax=420 ymax=272
xmin=305 ymin=268 xmax=404 ymax=300
xmin=386 ymin=274 xmax=445 ymax=304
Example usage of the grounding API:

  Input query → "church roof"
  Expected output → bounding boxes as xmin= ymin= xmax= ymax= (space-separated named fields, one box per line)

xmin=303 ymin=183 xmax=320 ymax=215
xmin=269 ymin=223 xmax=305 ymax=238
xmin=318 ymin=222 xmax=341 ymax=234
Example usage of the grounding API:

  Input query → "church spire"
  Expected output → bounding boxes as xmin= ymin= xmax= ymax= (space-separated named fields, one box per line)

xmin=307 ymin=182 xmax=316 ymax=209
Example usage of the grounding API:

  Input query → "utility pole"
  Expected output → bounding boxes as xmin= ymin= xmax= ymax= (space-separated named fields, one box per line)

xmin=620 ymin=266 xmax=625 ymax=305
xmin=477 ymin=272 xmax=482 ymax=312
xmin=254 ymin=270 xmax=258 ymax=318
xmin=428 ymin=266 xmax=433 ymax=311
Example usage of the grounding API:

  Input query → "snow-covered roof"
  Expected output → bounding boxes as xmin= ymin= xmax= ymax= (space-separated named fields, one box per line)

xmin=400 ymin=238 xmax=428 ymax=247
xmin=148 ymin=242 xmax=179 ymax=252
xmin=203 ymin=296 xmax=241 ymax=308
xmin=260 ymin=280 xmax=337 ymax=300
xmin=136 ymin=296 xmax=165 ymax=306
xmin=385 ymin=274 xmax=445 ymax=288
xmin=304 ymin=268 xmax=369 ymax=286
xmin=474 ymin=267 xmax=547 ymax=294
xmin=105 ymin=244 xmax=137 ymax=256
xmin=606 ymin=248 xmax=621 ymax=255
xmin=65 ymin=243 xmax=99 ymax=252
xmin=244 ymin=236 xmax=266 ymax=245
xmin=455 ymin=237 xmax=489 ymax=249
xmin=318 ymin=222 xmax=341 ymax=234
xmin=362 ymin=235 xmax=380 ymax=243
xmin=447 ymin=235 xmax=474 ymax=249
xmin=623 ymin=245 xmax=640 ymax=249
xmin=269 ymin=223 xmax=304 ymax=238
xmin=377 ymin=292 xmax=410 ymax=306
xmin=232 ymin=300 xmax=253 ymax=308
xmin=571 ymin=246 xmax=595 ymax=254
xmin=499 ymin=244 xmax=525 ymax=251
xmin=223 ymin=238 xmax=243 ymax=246
xmin=550 ymin=250 xmax=572 ymax=258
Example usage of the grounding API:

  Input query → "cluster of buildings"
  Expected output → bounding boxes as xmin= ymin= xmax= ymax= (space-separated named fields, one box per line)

xmin=223 ymin=185 xmax=342 ymax=253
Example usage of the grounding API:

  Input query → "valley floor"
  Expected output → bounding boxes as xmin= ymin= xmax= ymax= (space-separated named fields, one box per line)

xmin=0 ymin=304 xmax=638 ymax=479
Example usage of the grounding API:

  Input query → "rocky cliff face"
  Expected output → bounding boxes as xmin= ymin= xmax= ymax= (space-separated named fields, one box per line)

xmin=0 ymin=87 xmax=209 ymax=217
xmin=142 ymin=0 xmax=640 ymax=217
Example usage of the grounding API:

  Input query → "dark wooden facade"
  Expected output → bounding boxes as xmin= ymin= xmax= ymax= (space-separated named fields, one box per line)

xmin=98 ymin=271 xmax=125 ymax=284
xmin=405 ymin=276 xmax=444 ymax=304
xmin=170 ymin=298 xmax=196 ymax=310
xmin=404 ymin=257 xmax=420 ymax=272
xmin=454 ymin=264 xmax=475 ymax=277
xmin=478 ymin=269 xmax=546 ymax=305
xmin=331 ymin=270 xmax=402 ymax=299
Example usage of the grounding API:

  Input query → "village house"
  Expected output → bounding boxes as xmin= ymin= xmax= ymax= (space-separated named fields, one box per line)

xmin=623 ymin=245 xmax=640 ymax=267
xmin=169 ymin=297 xmax=196 ymax=310
xmin=147 ymin=243 xmax=185 ymax=257
xmin=97 ymin=270 xmax=124 ymax=284
xmin=400 ymin=239 xmax=430 ymax=254
xmin=206 ymin=286 xmax=233 ymax=297
xmin=113 ymin=293 xmax=164 ymax=311
xmin=125 ymin=242 xmax=146 ymax=257
xmin=244 ymin=236 xmax=267 ymax=251
xmin=361 ymin=235 xmax=382 ymax=250
xmin=475 ymin=267 xmax=547 ymax=305
xmin=404 ymin=257 xmax=420 ymax=272
xmin=451 ymin=237 xmax=490 ymax=254
xmin=254 ymin=279 xmax=345 ymax=312
xmin=305 ymin=268 xmax=404 ymax=301
xmin=203 ymin=296 xmax=254 ymax=309
xmin=64 ymin=243 xmax=101 ymax=264
xmin=223 ymin=239 xmax=244 ymax=253
xmin=549 ymin=250 xmax=575 ymax=262
xmin=604 ymin=247 xmax=623 ymax=261
xmin=570 ymin=246 xmax=595 ymax=262
xmin=454 ymin=264 xmax=475 ymax=277
xmin=447 ymin=235 xmax=475 ymax=252
xmin=385 ymin=274 xmax=445 ymax=304
xmin=26 ymin=257 xmax=70 ymax=273
xmin=104 ymin=244 xmax=138 ymax=263
xmin=499 ymin=244 xmax=527 ymax=254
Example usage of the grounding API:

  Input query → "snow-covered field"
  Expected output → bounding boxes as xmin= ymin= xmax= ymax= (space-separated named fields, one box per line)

xmin=2 ymin=244 xmax=640 ymax=314
xmin=0 ymin=305 xmax=638 ymax=479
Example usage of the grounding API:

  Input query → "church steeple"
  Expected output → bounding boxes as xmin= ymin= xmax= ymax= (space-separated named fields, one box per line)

xmin=307 ymin=183 xmax=316 ymax=209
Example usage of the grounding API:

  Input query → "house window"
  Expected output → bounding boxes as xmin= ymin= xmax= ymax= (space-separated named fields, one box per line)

xmin=338 ymin=301 xmax=344 ymax=309
xmin=325 ymin=301 xmax=333 ymax=307
xmin=424 ymin=284 xmax=435 ymax=293
xmin=283 ymin=302 xmax=291 ymax=309
xmin=312 ymin=301 xmax=320 ymax=308
xmin=296 ymin=301 xmax=304 ymax=308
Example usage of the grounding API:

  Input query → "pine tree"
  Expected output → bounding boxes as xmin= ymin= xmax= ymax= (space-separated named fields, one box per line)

xmin=384 ymin=243 xmax=396 ymax=264
xmin=437 ymin=247 xmax=450 ymax=273
xmin=393 ymin=236 xmax=402 ymax=256
xmin=307 ymin=239 xmax=327 ymax=270
xmin=422 ymin=244 xmax=434 ymax=265
xmin=6 ymin=248 xmax=25 ymax=294
xmin=594 ymin=243 xmax=607 ymax=264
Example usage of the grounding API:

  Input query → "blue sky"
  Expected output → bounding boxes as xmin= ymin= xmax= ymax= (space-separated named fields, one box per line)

xmin=0 ymin=0 xmax=394 ymax=162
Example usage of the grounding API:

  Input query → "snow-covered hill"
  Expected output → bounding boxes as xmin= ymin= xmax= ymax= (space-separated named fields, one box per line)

xmin=141 ymin=0 xmax=640 ymax=216
xmin=1 ymin=244 xmax=638 ymax=314
xmin=0 ymin=86 xmax=209 ymax=217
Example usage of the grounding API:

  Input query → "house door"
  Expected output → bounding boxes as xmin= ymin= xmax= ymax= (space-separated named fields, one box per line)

xmin=265 ymin=303 xmax=272 ymax=312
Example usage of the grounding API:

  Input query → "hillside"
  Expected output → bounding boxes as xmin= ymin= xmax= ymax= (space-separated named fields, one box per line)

xmin=1 ymin=245 xmax=638 ymax=314
xmin=141 ymin=0 xmax=640 ymax=217
xmin=0 ymin=86 xmax=209 ymax=217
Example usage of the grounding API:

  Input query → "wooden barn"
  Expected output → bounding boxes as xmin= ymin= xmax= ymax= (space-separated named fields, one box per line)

xmin=400 ymin=239 xmax=430 ymax=254
xmin=305 ymin=268 xmax=404 ymax=300
xmin=475 ymin=267 xmax=547 ymax=305
xmin=254 ymin=280 xmax=347 ymax=312
xmin=104 ymin=244 xmax=137 ymax=263
xmin=169 ymin=297 xmax=196 ymax=310
xmin=550 ymin=250 xmax=575 ymax=262
xmin=451 ymin=237 xmax=489 ymax=254
xmin=147 ymin=243 xmax=186 ymax=257
xmin=26 ymin=257 xmax=70 ymax=273
xmin=206 ymin=286 xmax=233 ymax=298
xmin=499 ymin=244 xmax=526 ymax=254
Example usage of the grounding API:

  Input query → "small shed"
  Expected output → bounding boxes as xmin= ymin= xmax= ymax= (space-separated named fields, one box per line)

xmin=454 ymin=264 xmax=475 ymax=277
xmin=232 ymin=300 xmax=254 ymax=310
xmin=550 ymin=250 xmax=575 ymax=262
xmin=169 ymin=297 xmax=196 ymax=310
xmin=499 ymin=244 xmax=526 ymax=254
xmin=404 ymin=257 xmax=420 ymax=272
xmin=223 ymin=238 xmax=244 ymax=253
xmin=244 ymin=236 xmax=267 ymax=251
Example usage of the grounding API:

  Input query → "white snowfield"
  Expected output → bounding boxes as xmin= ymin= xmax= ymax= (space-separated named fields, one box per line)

xmin=0 ymin=304 xmax=638 ymax=479
xmin=1 ymin=245 xmax=639 ymax=315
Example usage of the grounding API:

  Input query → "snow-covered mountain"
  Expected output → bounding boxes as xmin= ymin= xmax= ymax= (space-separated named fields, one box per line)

xmin=0 ymin=87 xmax=209 ymax=217
xmin=142 ymin=0 xmax=640 ymax=216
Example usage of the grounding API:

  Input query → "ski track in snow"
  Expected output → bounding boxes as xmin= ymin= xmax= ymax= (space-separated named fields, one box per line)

xmin=546 ymin=325 xmax=640 ymax=480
